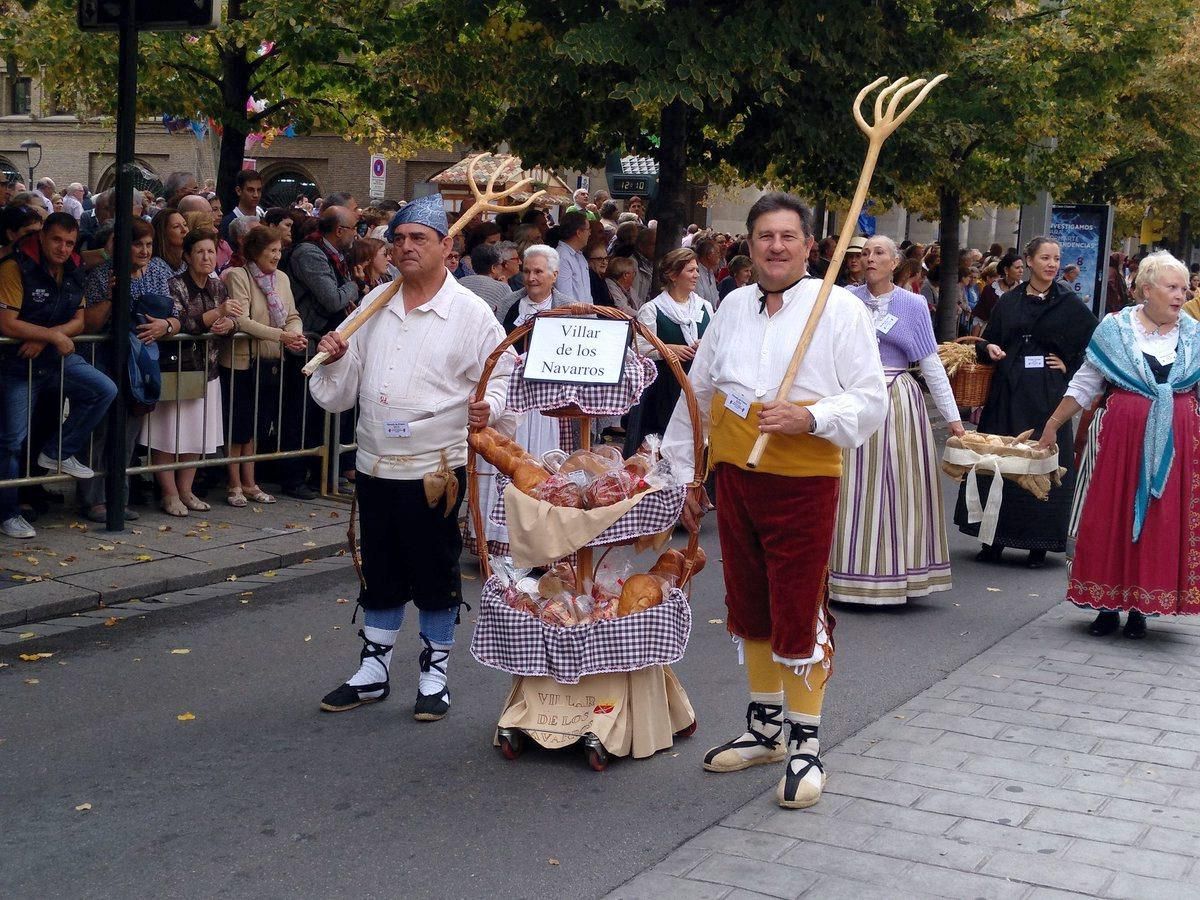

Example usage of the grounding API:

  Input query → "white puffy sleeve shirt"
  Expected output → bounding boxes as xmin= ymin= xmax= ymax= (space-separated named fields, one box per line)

xmin=309 ymin=274 xmax=515 ymax=479
xmin=660 ymin=280 xmax=888 ymax=482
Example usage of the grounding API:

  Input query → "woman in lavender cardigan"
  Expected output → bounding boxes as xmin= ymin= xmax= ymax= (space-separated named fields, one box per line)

xmin=828 ymin=235 xmax=965 ymax=606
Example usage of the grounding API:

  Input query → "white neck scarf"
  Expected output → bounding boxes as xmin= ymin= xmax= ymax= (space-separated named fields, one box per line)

xmin=653 ymin=291 xmax=706 ymax=344
xmin=514 ymin=292 xmax=554 ymax=327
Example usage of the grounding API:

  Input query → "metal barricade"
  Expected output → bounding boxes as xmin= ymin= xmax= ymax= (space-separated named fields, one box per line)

xmin=0 ymin=331 xmax=344 ymax=510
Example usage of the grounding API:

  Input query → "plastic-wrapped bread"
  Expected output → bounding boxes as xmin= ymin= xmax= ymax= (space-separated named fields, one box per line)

xmin=583 ymin=469 xmax=636 ymax=509
xmin=533 ymin=473 xmax=586 ymax=508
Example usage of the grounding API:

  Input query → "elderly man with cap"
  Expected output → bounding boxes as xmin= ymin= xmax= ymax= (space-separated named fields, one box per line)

xmin=309 ymin=194 xmax=513 ymax=722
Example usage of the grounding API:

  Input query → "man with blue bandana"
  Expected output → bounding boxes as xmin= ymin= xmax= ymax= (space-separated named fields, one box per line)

xmin=310 ymin=194 xmax=514 ymax=720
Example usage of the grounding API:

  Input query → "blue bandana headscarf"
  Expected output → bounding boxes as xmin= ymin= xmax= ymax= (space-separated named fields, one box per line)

xmin=1086 ymin=306 xmax=1200 ymax=541
xmin=385 ymin=193 xmax=449 ymax=241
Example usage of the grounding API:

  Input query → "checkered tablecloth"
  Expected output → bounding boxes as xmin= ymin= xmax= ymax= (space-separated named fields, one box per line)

xmin=470 ymin=577 xmax=692 ymax=683
xmin=508 ymin=350 xmax=657 ymax=417
xmin=489 ymin=476 xmax=687 ymax=549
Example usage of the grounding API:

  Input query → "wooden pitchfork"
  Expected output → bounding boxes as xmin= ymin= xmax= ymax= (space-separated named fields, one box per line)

xmin=301 ymin=153 xmax=547 ymax=375
xmin=745 ymin=74 xmax=947 ymax=468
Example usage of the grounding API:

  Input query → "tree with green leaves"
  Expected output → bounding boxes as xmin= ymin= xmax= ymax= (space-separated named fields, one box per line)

xmin=0 ymin=0 xmax=384 ymax=207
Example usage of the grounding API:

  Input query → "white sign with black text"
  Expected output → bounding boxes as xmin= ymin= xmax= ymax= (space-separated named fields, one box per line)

xmin=523 ymin=317 xmax=631 ymax=386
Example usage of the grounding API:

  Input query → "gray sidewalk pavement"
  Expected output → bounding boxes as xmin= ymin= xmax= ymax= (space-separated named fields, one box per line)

xmin=611 ymin=602 xmax=1200 ymax=900
xmin=0 ymin=487 xmax=353 ymax=631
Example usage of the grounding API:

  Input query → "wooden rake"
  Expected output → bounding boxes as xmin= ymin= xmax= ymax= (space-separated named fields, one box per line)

xmin=745 ymin=73 xmax=947 ymax=468
xmin=302 ymin=153 xmax=547 ymax=375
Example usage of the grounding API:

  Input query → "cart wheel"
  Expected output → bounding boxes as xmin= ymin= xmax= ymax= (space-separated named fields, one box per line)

xmin=586 ymin=745 xmax=609 ymax=772
xmin=675 ymin=718 xmax=698 ymax=738
xmin=497 ymin=729 xmax=524 ymax=760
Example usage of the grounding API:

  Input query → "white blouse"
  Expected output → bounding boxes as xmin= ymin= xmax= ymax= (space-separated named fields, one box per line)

xmin=1065 ymin=306 xmax=1183 ymax=408
xmin=661 ymin=279 xmax=889 ymax=482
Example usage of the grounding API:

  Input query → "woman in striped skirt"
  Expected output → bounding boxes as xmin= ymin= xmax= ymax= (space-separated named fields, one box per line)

xmin=828 ymin=236 xmax=964 ymax=606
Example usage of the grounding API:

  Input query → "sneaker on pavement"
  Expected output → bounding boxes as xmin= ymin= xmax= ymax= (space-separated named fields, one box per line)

xmin=2 ymin=515 xmax=37 ymax=539
xmin=36 ymin=452 xmax=94 ymax=479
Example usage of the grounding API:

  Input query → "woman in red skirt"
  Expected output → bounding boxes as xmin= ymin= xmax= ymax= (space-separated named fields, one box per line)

xmin=1037 ymin=251 xmax=1200 ymax=638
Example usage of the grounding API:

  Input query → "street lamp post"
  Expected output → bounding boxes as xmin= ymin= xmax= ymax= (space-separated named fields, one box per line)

xmin=19 ymin=139 xmax=42 ymax=188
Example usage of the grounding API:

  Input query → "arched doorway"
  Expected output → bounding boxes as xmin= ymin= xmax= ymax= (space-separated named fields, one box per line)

xmin=0 ymin=156 xmax=19 ymax=182
xmin=96 ymin=160 xmax=164 ymax=197
xmin=263 ymin=168 xmax=319 ymax=208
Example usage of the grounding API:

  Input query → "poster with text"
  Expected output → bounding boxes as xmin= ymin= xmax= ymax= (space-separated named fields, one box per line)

xmin=1049 ymin=204 xmax=1112 ymax=317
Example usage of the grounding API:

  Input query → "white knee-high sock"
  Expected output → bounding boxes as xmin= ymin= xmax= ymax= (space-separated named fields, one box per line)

xmin=418 ymin=636 xmax=451 ymax=697
xmin=347 ymin=626 xmax=397 ymax=688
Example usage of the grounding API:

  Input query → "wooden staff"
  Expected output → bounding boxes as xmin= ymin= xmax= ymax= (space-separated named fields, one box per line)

xmin=745 ymin=74 xmax=947 ymax=468
xmin=301 ymin=154 xmax=547 ymax=376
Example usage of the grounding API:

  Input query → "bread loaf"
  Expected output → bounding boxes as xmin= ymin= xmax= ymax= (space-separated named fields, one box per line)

xmin=468 ymin=427 xmax=536 ymax=476
xmin=512 ymin=461 xmax=551 ymax=494
xmin=559 ymin=450 xmax=614 ymax=477
xmin=617 ymin=574 xmax=664 ymax=616
xmin=649 ymin=547 xmax=706 ymax=584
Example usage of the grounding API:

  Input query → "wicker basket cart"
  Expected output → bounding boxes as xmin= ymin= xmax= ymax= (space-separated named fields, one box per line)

xmin=467 ymin=304 xmax=706 ymax=771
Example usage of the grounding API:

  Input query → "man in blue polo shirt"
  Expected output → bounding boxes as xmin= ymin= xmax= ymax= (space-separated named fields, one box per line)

xmin=0 ymin=213 xmax=116 ymax=538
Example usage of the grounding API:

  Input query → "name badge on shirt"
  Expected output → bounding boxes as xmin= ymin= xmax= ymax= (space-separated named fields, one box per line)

xmin=724 ymin=391 xmax=751 ymax=419
xmin=384 ymin=421 xmax=411 ymax=438
xmin=1158 ymin=349 xmax=1177 ymax=366
xmin=875 ymin=313 xmax=899 ymax=335
xmin=1024 ymin=355 xmax=1045 ymax=369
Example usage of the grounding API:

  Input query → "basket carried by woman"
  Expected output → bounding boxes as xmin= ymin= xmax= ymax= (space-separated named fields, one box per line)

xmin=938 ymin=335 xmax=993 ymax=408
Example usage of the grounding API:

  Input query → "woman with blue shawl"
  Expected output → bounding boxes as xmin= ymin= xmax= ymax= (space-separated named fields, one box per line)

xmin=1036 ymin=251 xmax=1200 ymax=639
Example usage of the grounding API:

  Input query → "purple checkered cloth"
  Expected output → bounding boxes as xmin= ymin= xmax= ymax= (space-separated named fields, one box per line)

xmin=489 ymin=476 xmax=687 ymax=548
xmin=509 ymin=350 xmax=657 ymax=417
xmin=470 ymin=577 xmax=692 ymax=683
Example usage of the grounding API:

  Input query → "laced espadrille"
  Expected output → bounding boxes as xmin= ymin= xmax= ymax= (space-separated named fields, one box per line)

xmin=776 ymin=720 xmax=825 ymax=809
xmin=702 ymin=701 xmax=786 ymax=772
xmin=319 ymin=628 xmax=393 ymax=712
xmin=413 ymin=635 xmax=451 ymax=721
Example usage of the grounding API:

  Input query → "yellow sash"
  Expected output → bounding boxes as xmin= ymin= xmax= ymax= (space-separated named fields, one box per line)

xmin=708 ymin=392 xmax=842 ymax=478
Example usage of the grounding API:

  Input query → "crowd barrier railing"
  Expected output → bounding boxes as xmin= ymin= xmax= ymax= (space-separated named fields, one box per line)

xmin=0 ymin=331 xmax=346 ymax=510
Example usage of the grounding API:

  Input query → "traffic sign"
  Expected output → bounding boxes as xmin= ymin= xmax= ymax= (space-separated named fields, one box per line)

xmin=79 ymin=0 xmax=223 ymax=31
xmin=369 ymin=155 xmax=387 ymax=199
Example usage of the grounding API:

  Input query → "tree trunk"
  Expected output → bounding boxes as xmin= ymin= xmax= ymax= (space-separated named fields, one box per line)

xmin=651 ymin=97 xmax=689 ymax=282
xmin=217 ymin=47 xmax=252 ymax=212
xmin=814 ymin=199 xmax=827 ymax=240
xmin=936 ymin=185 xmax=962 ymax=342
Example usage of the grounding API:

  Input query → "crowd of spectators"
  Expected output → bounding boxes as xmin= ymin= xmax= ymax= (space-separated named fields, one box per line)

xmin=0 ymin=163 xmax=1169 ymax=539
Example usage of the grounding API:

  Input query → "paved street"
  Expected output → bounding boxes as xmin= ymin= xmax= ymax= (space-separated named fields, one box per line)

xmin=614 ymin=605 xmax=1200 ymax=900
xmin=0 ymin=474 xmax=1083 ymax=900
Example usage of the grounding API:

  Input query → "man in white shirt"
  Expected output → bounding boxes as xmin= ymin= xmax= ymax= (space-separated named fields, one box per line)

xmin=219 ymin=170 xmax=265 ymax=241
xmin=33 ymin=177 xmax=56 ymax=214
xmin=310 ymin=193 xmax=513 ymax=722
xmin=694 ymin=236 xmax=722 ymax=306
xmin=63 ymin=183 xmax=86 ymax=221
xmin=662 ymin=192 xmax=887 ymax=811
xmin=555 ymin=210 xmax=592 ymax=303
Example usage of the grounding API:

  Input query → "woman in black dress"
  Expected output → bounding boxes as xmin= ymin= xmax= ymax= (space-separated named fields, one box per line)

xmin=954 ymin=236 xmax=1097 ymax=568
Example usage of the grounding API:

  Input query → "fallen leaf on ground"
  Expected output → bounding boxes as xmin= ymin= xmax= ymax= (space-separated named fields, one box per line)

xmin=309 ymin=512 xmax=317 ymax=518
xmin=303 ymin=635 xmax=312 ymax=642
xmin=1028 ymin=593 xmax=1040 ymax=598
xmin=262 ymin=570 xmax=277 ymax=577
xmin=58 ymin=562 xmax=69 ymax=567
xmin=25 ymin=556 xmax=39 ymax=565
xmin=63 ymin=555 xmax=76 ymax=563
xmin=24 ymin=678 xmax=39 ymax=685
xmin=708 ymin=618 xmax=724 ymax=624
xmin=19 ymin=632 xmax=35 ymax=639
xmin=0 ymin=662 xmax=8 ymax=669
xmin=158 ymin=525 xmax=171 ymax=532
xmin=75 ymin=803 xmax=92 ymax=812
xmin=134 ymin=554 xmax=153 ymax=562
xmin=131 ymin=529 xmax=143 ymax=535
xmin=303 ymin=541 xmax=316 ymax=548
xmin=252 ymin=506 xmax=262 ymax=514
xmin=176 ymin=712 xmax=196 ymax=722
xmin=226 ymin=575 xmax=237 ymax=581
xmin=330 ymin=511 xmax=340 ymax=518
xmin=103 ymin=617 xmax=119 ymax=627
xmin=335 ymin=598 xmax=348 ymax=604
xmin=548 ymin=859 xmax=559 ymax=866
xmin=240 ymin=591 xmax=253 ymax=597
xmin=170 ymin=649 xmax=190 ymax=655
xmin=19 ymin=653 xmax=53 ymax=661
xmin=69 ymin=521 xmax=87 ymax=530
xmin=284 ymin=523 xmax=300 ymax=530
xmin=986 ymin=587 xmax=1001 ymax=593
